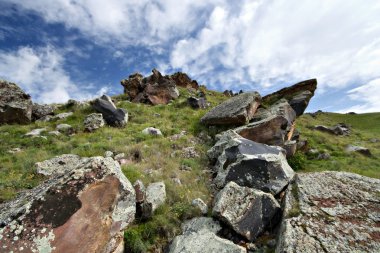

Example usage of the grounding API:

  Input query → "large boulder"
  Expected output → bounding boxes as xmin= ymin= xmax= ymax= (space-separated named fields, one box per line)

xmin=121 ymin=69 xmax=180 ymax=105
xmin=213 ymin=182 xmax=281 ymax=241
xmin=276 ymin=172 xmax=380 ymax=253
xmin=262 ymin=79 xmax=317 ymax=116
xmin=208 ymin=131 xmax=295 ymax=195
xmin=170 ymin=72 xmax=199 ymax=89
xmin=169 ymin=217 xmax=246 ymax=253
xmin=0 ymin=80 xmax=33 ymax=124
xmin=32 ymin=103 xmax=55 ymax=121
xmin=235 ymin=100 xmax=296 ymax=146
xmin=0 ymin=156 xmax=136 ymax=253
xmin=200 ymin=92 xmax=262 ymax=126
xmin=92 ymin=95 xmax=128 ymax=127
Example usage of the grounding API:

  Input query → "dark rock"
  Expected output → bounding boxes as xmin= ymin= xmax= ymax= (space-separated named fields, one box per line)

xmin=187 ymin=96 xmax=208 ymax=109
xmin=0 ymin=80 xmax=32 ymax=124
xmin=314 ymin=123 xmax=350 ymax=136
xmin=208 ymin=131 xmax=295 ymax=195
xmin=32 ymin=103 xmax=55 ymax=121
xmin=213 ymin=182 xmax=281 ymax=241
xmin=235 ymin=100 xmax=296 ymax=146
xmin=346 ymin=145 xmax=371 ymax=156
xmin=169 ymin=217 xmax=246 ymax=253
xmin=0 ymin=156 xmax=135 ymax=253
xmin=283 ymin=140 xmax=297 ymax=158
xmin=276 ymin=172 xmax=380 ymax=252
xmin=200 ymin=92 xmax=262 ymax=126
xmin=92 ymin=95 xmax=128 ymax=127
xmin=121 ymin=69 xmax=180 ymax=105
xmin=262 ymin=79 xmax=317 ymax=116
xmin=223 ymin=90 xmax=234 ymax=97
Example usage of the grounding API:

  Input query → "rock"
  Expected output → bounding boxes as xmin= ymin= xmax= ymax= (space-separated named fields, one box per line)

xmin=84 ymin=113 xmax=105 ymax=132
xmin=142 ymin=127 xmax=163 ymax=136
xmin=209 ymin=131 xmax=295 ymax=195
xmin=262 ymin=79 xmax=317 ymax=116
xmin=35 ymin=154 xmax=83 ymax=176
xmin=133 ymin=180 xmax=146 ymax=204
xmin=168 ymin=217 xmax=246 ymax=253
xmin=0 ymin=156 xmax=136 ymax=253
xmin=276 ymin=172 xmax=380 ymax=253
xmin=0 ymin=80 xmax=33 ymax=124
xmin=283 ymin=140 xmax=297 ymax=158
xmin=182 ymin=146 xmax=199 ymax=158
xmin=180 ymin=164 xmax=192 ymax=171
xmin=170 ymin=72 xmax=199 ymax=89
xmin=192 ymin=198 xmax=208 ymax=215
xmin=7 ymin=148 xmax=22 ymax=154
xmin=223 ymin=90 xmax=234 ymax=97
xmin=201 ymin=92 xmax=261 ymax=126
xmin=56 ymin=123 xmax=75 ymax=135
xmin=104 ymin=151 xmax=114 ymax=158
xmin=54 ymin=112 xmax=74 ymax=120
xmin=32 ymin=103 xmax=55 ymax=121
xmin=114 ymin=153 xmax=125 ymax=161
xmin=317 ymin=152 xmax=331 ymax=160
xmin=212 ymin=182 xmax=281 ymax=241
xmin=146 ymin=182 xmax=166 ymax=212
xmin=24 ymin=128 xmax=47 ymax=137
xmin=187 ymin=96 xmax=209 ymax=109
xmin=92 ymin=95 xmax=128 ymax=127
xmin=235 ymin=100 xmax=296 ymax=146
xmin=121 ymin=69 xmax=180 ymax=105
xmin=314 ymin=123 xmax=350 ymax=135
xmin=346 ymin=145 xmax=371 ymax=156
xmin=369 ymin=138 xmax=379 ymax=143
xmin=169 ymin=130 xmax=187 ymax=141
xmin=48 ymin=130 xmax=61 ymax=136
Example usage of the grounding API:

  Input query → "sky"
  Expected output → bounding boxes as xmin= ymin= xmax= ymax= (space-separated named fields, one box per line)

xmin=0 ymin=0 xmax=379 ymax=113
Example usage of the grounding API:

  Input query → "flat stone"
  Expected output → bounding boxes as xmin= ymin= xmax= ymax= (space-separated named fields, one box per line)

xmin=24 ymin=128 xmax=47 ymax=137
xmin=346 ymin=145 xmax=371 ymax=156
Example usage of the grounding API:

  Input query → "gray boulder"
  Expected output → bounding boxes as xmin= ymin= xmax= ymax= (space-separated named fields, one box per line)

xmin=142 ymin=127 xmax=163 ymax=136
xmin=209 ymin=131 xmax=295 ymax=195
xmin=84 ymin=113 xmax=105 ymax=132
xmin=56 ymin=123 xmax=75 ymax=135
xmin=0 ymin=156 xmax=136 ymax=253
xmin=187 ymin=96 xmax=208 ymax=109
xmin=92 ymin=95 xmax=128 ymax=127
xmin=276 ymin=172 xmax=380 ymax=253
xmin=0 ymin=80 xmax=32 ymax=124
xmin=262 ymin=79 xmax=317 ymax=116
xmin=169 ymin=217 xmax=246 ymax=253
xmin=200 ymin=92 xmax=261 ymax=126
xmin=146 ymin=182 xmax=166 ymax=212
xmin=192 ymin=198 xmax=208 ymax=215
xmin=35 ymin=154 xmax=84 ymax=176
xmin=32 ymin=103 xmax=55 ymax=121
xmin=346 ymin=145 xmax=371 ymax=156
xmin=235 ymin=100 xmax=296 ymax=146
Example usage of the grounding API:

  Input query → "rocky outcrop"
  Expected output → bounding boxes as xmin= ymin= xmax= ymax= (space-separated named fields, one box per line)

xmin=208 ymin=131 xmax=294 ymax=195
xmin=235 ymin=100 xmax=296 ymax=146
xmin=0 ymin=156 xmax=136 ymax=253
xmin=213 ymin=182 xmax=281 ymax=241
xmin=276 ymin=172 xmax=380 ymax=253
xmin=32 ymin=103 xmax=55 ymax=121
xmin=92 ymin=95 xmax=128 ymax=127
xmin=200 ymin=92 xmax=261 ymax=126
xmin=314 ymin=123 xmax=350 ymax=136
xmin=35 ymin=154 xmax=83 ymax=176
xmin=262 ymin=79 xmax=317 ymax=116
xmin=170 ymin=72 xmax=199 ymax=89
xmin=121 ymin=69 xmax=180 ymax=105
xmin=84 ymin=113 xmax=105 ymax=132
xmin=0 ymin=80 xmax=33 ymax=124
xmin=169 ymin=217 xmax=246 ymax=253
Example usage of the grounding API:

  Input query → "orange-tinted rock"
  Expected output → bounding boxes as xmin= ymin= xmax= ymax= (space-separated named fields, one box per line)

xmin=170 ymin=72 xmax=199 ymax=89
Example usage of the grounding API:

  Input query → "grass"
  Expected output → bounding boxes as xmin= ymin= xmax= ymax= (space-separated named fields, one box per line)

xmin=1 ymin=86 xmax=379 ymax=251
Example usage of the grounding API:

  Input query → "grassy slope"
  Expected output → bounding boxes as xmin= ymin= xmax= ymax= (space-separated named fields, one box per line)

xmin=0 ymin=88 xmax=379 ymax=251
xmin=294 ymin=112 xmax=380 ymax=178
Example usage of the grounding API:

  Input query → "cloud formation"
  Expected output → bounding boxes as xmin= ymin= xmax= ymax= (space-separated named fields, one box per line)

xmin=342 ymin=78 xmax=380 ymax=113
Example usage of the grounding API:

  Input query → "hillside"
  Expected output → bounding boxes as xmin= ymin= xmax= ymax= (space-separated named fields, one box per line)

xmin=0 ymin=76 xmax=379 ymax=252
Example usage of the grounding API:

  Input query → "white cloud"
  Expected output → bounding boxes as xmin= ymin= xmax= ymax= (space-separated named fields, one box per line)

xmin=340 ymin=78 xmax=380 ymax=113
xmin=0 ymin=46 xmax=103 ymax=103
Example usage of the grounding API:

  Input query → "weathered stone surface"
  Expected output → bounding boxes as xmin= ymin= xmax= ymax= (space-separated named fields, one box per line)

xmin=84 ymin=113 xmax=105 ymax=132
xmin=56 ymin=123 xmax=74 ymax=135
xmin=187 ymin=96 xmax=208 ymax=109
xmin=32 ymin=103 xmax=55 ymax=121
xmin=133 ymin=180 xmax=146 ymax=204
xmin=314 ymin=123 xmax=350 ymax=136
xmin=346 ymin=145 xmax=371 ymax=156
xmin=200 ymin=92 xmax=261 ymax=126
xmin=24 ymin=128 xmax=47 ymax=137
xmin=235 ymin=100 xmax=296 ymax=146
xmin=169 ymin=217 xmax=246 ymax=253
xmin=262 ymin=79 xmax=317 ymax=116
xmin=37 ymin=112 xmax=74 ymax=122
xmin=170 ymin=72 xmax=199 ymax=89
xmin=92 ymin=95 xmax=128 ymax=127
xmin=213 ymin=182 xmax=281 ymax=241
xmin=146 ymin=182 xmax=166 ymax=212
xmin=192 ymin=198 xmax=208 ymax=215
xmin=209 ymin=131 xmax=295 ymax=195
xmin=142 ymin=127 xmax=163 ymax=136
xmin=35 ymin=154 xmax=83 ymax=176
xmin=0 ymin=80 xmax=32 ymax=124
xmin=276 ymin=172 xmax=380 ymax=253
xmin=0 ymin=156 xmax=136 ymax=253
xmin=121 ymin=69 xmax=180 ymax=105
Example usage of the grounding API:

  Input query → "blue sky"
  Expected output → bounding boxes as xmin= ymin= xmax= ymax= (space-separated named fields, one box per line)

xmin=0 ymin=0 xmax=380 ymax=112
